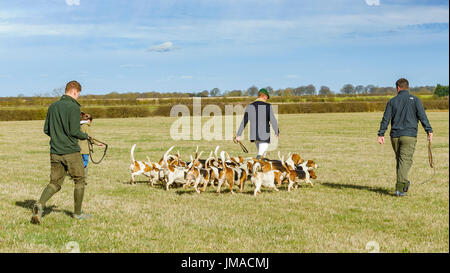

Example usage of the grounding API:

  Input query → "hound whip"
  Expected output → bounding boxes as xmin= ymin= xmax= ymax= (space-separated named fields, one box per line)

xmin=233 ymin=135 xmax=248 ymax=153
xmin=418 ymin=140 xmax=436 ymax=186
xmin=87 ymin=137 xmax=109 ymax=164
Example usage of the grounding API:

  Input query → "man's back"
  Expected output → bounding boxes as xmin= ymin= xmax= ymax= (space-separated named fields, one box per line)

xmin=378 ymin=90 xmax=432 ymax=138
xmin=44 ymin=95 xmax=88 ymax=154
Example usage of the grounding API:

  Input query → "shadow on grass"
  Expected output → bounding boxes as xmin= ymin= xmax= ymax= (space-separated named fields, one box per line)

xmin=319 ymin=182 xmax=393 ymax=196
xmin=15 ymin=199 xmax=73 ymax=218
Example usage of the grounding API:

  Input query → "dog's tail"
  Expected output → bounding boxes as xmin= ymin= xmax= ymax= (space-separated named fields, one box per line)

xmin=205 ymin=155 xmax=215 ymax=169
xmin=131 ymin=144 xmax=137 ymax=163
xmin=163 ymin=146 xmax=175 ymax=167
xmin=220 ymin=151 xmax=227 ymax=169
xmin=196 ymin=151 xmax=204 ymax=161
xmin=280 ymin=155 xmax=291 ymax=172
xmin=214 ymin=146 xmax=220 ymax=157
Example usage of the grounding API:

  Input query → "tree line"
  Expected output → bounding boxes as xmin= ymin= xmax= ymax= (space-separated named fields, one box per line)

xmin=7 ymin=83 xmax=448 ymax=101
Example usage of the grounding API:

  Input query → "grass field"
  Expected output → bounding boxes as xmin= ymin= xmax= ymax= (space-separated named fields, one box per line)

xmin=0 ymin=112 xmax=448 ymax=253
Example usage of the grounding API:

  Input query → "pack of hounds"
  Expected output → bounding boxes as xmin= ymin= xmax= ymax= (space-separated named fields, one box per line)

xmin=130 ymin=144 xmax=319 ymax=196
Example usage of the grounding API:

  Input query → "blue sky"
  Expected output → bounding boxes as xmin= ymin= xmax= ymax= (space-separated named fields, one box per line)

xmin=0 ymin=0 xmax=448 ymax=96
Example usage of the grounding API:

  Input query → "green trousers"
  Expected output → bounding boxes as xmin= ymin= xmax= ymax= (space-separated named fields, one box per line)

xmin=38 ymin=152 xmax=86 ymax=215
xmin=391 ymin=136 xmax=417 ymax=192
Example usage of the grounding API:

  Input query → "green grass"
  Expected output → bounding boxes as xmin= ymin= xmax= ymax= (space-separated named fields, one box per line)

xmin=0 ymin=112 xmax=448 ymax=253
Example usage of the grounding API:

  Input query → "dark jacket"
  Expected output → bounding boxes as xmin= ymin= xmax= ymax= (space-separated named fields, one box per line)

xmin=378 ymin=90 xmax=433 ymax=138
xmin=237 ymin=100 xmax=279 ymax=143
xmin=44 ymin=95 xmax=89 ymax=154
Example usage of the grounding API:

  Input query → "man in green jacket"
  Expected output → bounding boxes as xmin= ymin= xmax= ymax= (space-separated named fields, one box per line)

xmin=378 ymin=78 xmax=433 ymax=197
xmin=32 ymin=81 xmax=91 ymax=224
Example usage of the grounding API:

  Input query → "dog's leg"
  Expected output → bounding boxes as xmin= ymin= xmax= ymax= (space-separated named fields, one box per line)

xmin=216 ymin=177 xmax=225 ymax=194
xmin=166 ymin=176 xmax=174 ymax=191
xmin=201 ymin=177 xmax=208 ymax=192
xmin=239 ymin=172 xmax=247 ymax=193
xmin=288 ymin=180 xmax=295 ymax=192
xmin=193 ymin=177 xmax=201 ymax=194
xmin=254 ymin=182 xmax=261 ymax=196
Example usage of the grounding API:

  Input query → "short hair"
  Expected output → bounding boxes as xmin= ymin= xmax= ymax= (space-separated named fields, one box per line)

xmin=65 ymin=80 xmax=82 ymax=93
xmin=396 ymin=78 xmax=409 ymax=90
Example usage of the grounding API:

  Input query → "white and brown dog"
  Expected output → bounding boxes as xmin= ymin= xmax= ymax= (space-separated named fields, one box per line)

xmin=281 ymin=158 xmax=318 ymax=191
xmin=129 ymin=144 xmax=161 ymax=185
xmin=160 ymin=146 xmax=190 ymax=190
xmin=250 ymin=157 xmax=284 ymax=196
xmin=216 ymin=151 xmax=247 ymax=194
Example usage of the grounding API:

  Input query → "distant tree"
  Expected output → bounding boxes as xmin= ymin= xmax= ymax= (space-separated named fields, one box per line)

xmin=246 ymin=85 xmax=259 ymax=97
xmin=264 ymin=86 xmax=274 ymax=97
xmin=434 ymin=84 xmax=449 ymax=97
xmin=228 ymin=90 xmax=243 ymax=97
xmin=293 ymin=87 xmax=302 ymax=96
xmin=341 ymin=84 xmax=355 ymax=94
xmin=51 ymin=86 xmax=65 ymax=97
xmin=304 ymin=84 xmax=316 ymax=95
xmin=198 ymin=90 xmax=209 ymax=97
xmin=355 ymin=85 xmax=366 ymax=94
xmin=319 ymin=86 xmax=332 ymax=95
xmin=365 ymin=85 xmax=377 ymax=94
xmin=281 ymin=88 xmax=294 ymax=97
xmin=274 ymin=89 xmax=282 ymax=96
xmin=210 ymin=88 xmax=221 ymax=97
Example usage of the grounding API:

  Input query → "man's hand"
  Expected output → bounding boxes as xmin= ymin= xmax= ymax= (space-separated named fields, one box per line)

xmin=98 ymin=143 xmax=105 ymax=147
xmin=235 ymin=136 xmax=241 ymax=142
xmin=378 ymin=136 xmax=385 ymax=144
xmin=427 ymin=132 xmax=433 ymax=142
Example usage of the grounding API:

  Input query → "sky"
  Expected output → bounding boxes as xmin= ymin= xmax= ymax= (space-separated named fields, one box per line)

xmin=0 ymin=0 xmax=448 ymax=96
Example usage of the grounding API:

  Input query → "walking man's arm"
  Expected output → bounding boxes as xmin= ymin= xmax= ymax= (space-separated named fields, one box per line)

xmin=378 ymin=100 xmax=393 ymax=144
xmin=269 ymin=105 xmax=280 ymax=137
xmin=236 ymin=106 xmax=249 ymax=142
xmin=43 ymin=110 xmax=50 ymax=137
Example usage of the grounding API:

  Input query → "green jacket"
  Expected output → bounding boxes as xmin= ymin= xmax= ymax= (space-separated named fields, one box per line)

xmin=378 ymin=90 xmax=433 ymax=138
xmin=44 ymin=95 xmax=89 ymax=154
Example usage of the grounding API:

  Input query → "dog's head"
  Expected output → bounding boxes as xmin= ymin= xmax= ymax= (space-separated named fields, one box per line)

xmin=305 ymin=160 xmax=318 ymax=170
xmin=290 ymin=153 xmax=304 ymax=165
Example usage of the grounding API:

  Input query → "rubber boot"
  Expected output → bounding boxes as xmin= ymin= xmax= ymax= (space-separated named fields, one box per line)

xmin=74 ymin=186 xmax=85 ymax=215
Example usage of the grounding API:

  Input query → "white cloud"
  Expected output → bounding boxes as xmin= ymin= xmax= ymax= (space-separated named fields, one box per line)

xmin=365 ymin=0 xmax=380 ymax=6
xmin=147 ymin=41 xmax=175 ymax=52
xmin=65 ymin=0 xmax=80 ymax=6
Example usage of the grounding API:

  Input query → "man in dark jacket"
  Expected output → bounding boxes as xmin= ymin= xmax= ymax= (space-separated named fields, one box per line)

xmin=236 ymin=88 xmax=279 ymax=159
xmin=32 ymin=81 xmax=91 ymax=224
xmin=378 ymin=78 xmax=433 ymax=197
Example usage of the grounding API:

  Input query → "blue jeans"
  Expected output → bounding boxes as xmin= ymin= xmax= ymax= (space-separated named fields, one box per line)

xmin=82 ymin=154 xmax=89 ymax=168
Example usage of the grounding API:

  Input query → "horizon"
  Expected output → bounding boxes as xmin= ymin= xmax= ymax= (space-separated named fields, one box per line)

xmin=0 ymin=0 xmax=448 ymax=97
